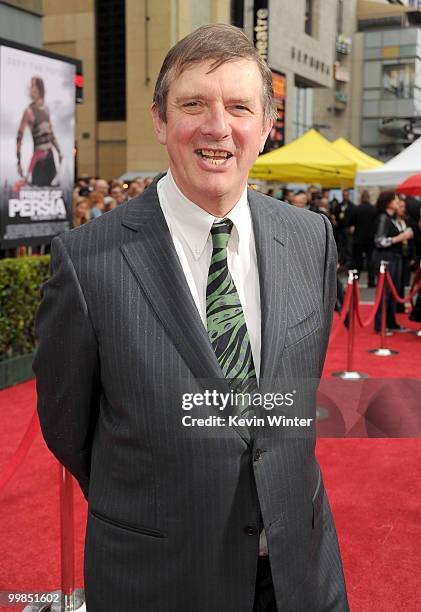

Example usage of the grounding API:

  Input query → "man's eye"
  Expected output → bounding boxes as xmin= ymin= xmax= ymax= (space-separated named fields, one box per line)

xmin=231 ymin=105 xmax=250 ymax=112
xmin=183 ymin=101 xmax=200 ymax=107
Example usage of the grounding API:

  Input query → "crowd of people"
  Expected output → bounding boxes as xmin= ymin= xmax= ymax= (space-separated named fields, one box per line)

xmin=3 ymin=174 xmax=421 ymax=326
xmin=275 ymin=184 xmax=421 ymax=326
xmin=72 ymin=175 xmax=155 ymax=226
xmin=72 ymin=176 xmax=421 ymax=326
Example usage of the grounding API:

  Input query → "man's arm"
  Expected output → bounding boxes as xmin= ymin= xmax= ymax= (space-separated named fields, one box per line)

xmin=33 ymin=235 xmax=100 ymax=499
xmin=16 ymin=108 xmax=32 ymax=177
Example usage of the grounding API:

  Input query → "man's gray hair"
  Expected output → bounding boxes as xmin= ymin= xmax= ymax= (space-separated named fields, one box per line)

xmin=153 ymin=23 xmax=278 ymax=125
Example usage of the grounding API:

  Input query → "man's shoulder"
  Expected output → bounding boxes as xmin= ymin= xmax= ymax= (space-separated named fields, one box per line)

xmin=58 ymin=202 xmax=126 ymax=247
xmin=248 ymin=189 xmax=326 ymax=231
xmin=58 ymin=188 xmax=158 ymax=249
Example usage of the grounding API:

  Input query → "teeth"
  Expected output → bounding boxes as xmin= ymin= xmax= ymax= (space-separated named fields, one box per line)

xmin=199 ymin=149 xmax=229 ymax=158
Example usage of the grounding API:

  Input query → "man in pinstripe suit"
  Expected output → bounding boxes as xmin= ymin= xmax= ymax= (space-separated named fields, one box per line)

xmin=34 ymin=24 xmax=349 ymax=612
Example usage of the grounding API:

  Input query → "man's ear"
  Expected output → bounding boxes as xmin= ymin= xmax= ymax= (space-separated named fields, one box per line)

xmin=259 ymin=120 xmax=274 ymax=152
xmin=151 ymin=102 xmax=167 ymax=145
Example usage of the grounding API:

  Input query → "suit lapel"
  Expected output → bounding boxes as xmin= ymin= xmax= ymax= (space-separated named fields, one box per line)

xmin=121 ymin=184 xmax=225 ymax=384
xmin=248 ymin=191 xmax=289 ymax=384
xmin=120 ymin=181 xmax=250 ymax=444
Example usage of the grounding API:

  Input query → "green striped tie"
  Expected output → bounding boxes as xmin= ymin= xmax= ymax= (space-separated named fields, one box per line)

xmin=206 ymin=219 xmax=257 ymax=407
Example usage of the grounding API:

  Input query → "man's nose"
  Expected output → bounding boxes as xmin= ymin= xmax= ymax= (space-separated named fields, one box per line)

xmin=199 ymin=105 xmax=231 ymax=140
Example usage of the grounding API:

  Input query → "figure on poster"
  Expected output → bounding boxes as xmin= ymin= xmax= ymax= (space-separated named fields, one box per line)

xmin=16 ymin=76 xmax=63 ymax=186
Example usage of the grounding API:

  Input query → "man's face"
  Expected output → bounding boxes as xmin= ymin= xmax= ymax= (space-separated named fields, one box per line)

xmin=152 ymin=59 xmax=272 ymax=211
xmin=343 ymin=190 xmax=349 ymax=200
xmin=95 ymin=179 xmax=109 ymax=196
xmin=292 ymin=194 xmax=307 ymax=208
xmin=110 ymin=186 xmax=125 ymax=204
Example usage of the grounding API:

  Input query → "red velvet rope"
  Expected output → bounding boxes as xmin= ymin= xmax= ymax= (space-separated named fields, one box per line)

xmin=354 ymin=272 xmax=385 ymax=328
xmin=328 ymin=281 xmax=353 ymax=345
xmin=409 ymin=268 xmax=421 ymax=307
xmin=386 ymin=270 xmax=421 ymax=304
xmin=0 ymin=409 xmax=40 ymax=493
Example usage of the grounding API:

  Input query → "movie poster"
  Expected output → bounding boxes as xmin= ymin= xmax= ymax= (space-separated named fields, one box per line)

xmin=0 ymin=44 xmax=76 ymax=249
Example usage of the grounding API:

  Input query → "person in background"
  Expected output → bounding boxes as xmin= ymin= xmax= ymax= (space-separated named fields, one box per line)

xmin=317 ymin=197 xmax=332 ymax=220
xmin=350 ymin=190 xmax=378 ymax=288
xmin=281 ymin=188 xmax=293 ymax=204
xmin=73 ymin=197 xmax=90 ymax=227
xmin=88 ymin=190 xmax=105 ymax=219
xmin=291 ymin=191 xmax=307 ymax=208
xmin=331 ymin=189 xmax=355 ymax=269
xmin=104 ymin=196 xmax=118 ymax=213
xmin=95 ymin=178 xmax=109 ymax=197
xmin=110 ymin=184 xmax=126 ymax=206
xmin=373 ymin=191 xmax=413 ymax=332
xmin=73 ymin=185 xmax=81 ymax=202
xmin=306 ymin=185 xmax=320 ymax=212
xmin=395 ymin=198 xmax=415 ymax=313
xmin=77 ymin=176 xmax=90 ymax=189
xmin=403 ymin=195 xmax=421 ymax=265
xmin=79 ymin=186 xmax=90 ymax=198
xmin=329 ymin=197 xmax=339 ymax=218
xmin=127 ymin=180 xmax=144 ymax=199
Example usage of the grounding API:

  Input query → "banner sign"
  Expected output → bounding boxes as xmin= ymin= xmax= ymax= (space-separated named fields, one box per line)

xmin=263 ymin=70 xmax=286 ymax=153
xmin=253 ymin=0 xmax=269 ymax=62
xmin=0 ymin=42 xmax=76 ymax=249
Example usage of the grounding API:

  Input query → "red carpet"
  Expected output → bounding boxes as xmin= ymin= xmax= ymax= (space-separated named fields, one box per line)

xmin=0 ymin=305 xmax=420 ymax=610
xmin=324 ymin=305 xmax=421 ymax=378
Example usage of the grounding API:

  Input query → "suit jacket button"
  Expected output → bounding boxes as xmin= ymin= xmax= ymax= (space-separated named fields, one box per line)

xmin=244 ymin=526 xmax=258 ymax=536
xmin=253 ymin=448 xmax=262 ymax=461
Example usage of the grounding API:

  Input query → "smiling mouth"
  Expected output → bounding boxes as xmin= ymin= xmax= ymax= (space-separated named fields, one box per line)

xmin=195 ymin=149 xmax=233 ymax=166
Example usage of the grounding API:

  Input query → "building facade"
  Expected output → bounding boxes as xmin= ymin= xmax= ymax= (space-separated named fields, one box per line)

xmin=42 ymin=0 xmax=232 ymax=180
xmin=353 ymin=1 xmax=421 ymax=161
xmin=43 ymin=0 xmax=357 ymax=179
xmin=0 ymin=0 xmax=42 ymax=47
xmin=41 ymin=0 xmax=421 ymax=179
xmin=266 ymin=0 xmax=342 ymax=143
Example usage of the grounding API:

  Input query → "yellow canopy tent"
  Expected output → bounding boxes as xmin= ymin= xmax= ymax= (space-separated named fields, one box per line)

xmin=331 ymin=138 xmax=383 ymax=171
xmin=249 ymin=129 xmax=356 ymax=187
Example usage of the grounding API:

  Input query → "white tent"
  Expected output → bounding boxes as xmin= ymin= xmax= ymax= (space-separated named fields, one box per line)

xmin=355 ymin=136 xmax=421 ymax=187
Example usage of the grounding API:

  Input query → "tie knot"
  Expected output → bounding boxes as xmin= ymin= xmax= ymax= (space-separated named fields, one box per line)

xmin=210 ymin=219 xmax=233 ymax=251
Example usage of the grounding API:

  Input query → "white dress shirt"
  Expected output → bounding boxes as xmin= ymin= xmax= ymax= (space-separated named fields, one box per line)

xmin=157 ymin=169 xmax=261 ymax=379
xmin=157 ymin=170 xmax=267 ymax=555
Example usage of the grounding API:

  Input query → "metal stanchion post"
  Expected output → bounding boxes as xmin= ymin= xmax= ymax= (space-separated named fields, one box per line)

xmin=332 ymin=270 xmax=368 ymax=379
xmin=59 ymin=466 xmax=86 ymax=611
xmin=369 ymin=261 xmax=399 ymax=356
xmin=22 ymin=466 xmax=85 ymax=612
xmin=60 ymin=465 xmax=75 ymax=612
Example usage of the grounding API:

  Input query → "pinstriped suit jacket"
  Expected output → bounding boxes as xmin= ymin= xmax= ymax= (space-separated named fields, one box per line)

xmin=33 ymin=178 xmax=349 ymax=611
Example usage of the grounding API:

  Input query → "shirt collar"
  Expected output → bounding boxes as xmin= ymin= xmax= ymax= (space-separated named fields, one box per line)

xmin=158 ymin=169 xmax=249 ymax=260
